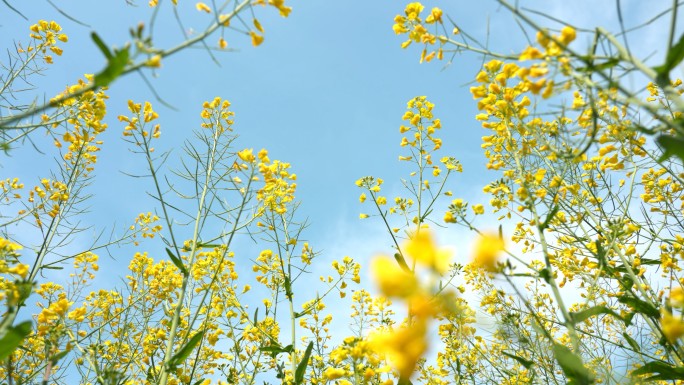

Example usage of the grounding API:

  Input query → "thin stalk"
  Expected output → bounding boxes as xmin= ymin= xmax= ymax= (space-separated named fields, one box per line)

xmin=157 ymin=113 xmax=222 ymax=385
xmin=370 ymin=190 xmax=410 ymax=272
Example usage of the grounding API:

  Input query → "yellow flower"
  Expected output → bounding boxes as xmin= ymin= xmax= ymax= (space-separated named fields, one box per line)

xmin=147 ymin=54 xmax=162 ymax=68
xmin=371 ymin=257 xmax=418 ymax=298
xmin=237 ymin=148 xmax=255 ymax=163
xmin=369 ymin=320 xmax=427 ymax=379
xmin=662 ymin=310 xmax=684 ymax=342
xmin=53 ymin=298 xmax=71 ymax=316
xmin=473 ymin=233 xmax=504 ymax=272
xmin=67 ymin=306 xmax=87 ymax=322
xmin=404 ymin=230 xmax=451 ymax=273
xmin=253 ymin=18 xmax=264 ymax=33
xmin=425 ymin=7 xmax=442 ymax=24
xmin=559 ymin=26 xmax=576 ymax=45
xmin=323 ymin=367 xmax=346 ymax=380
xmin=359 ymin=213 xmax=369 ymax=219
xmin=393 ymin=20 xmax=408 ymax=35
xmin=7 ymin=263 xmax=29 ymax=279
xmin=250 ymin=31 xmax=264 ymax=46
xmin=196 ymin=2 xmax=211 ymax=12
xmin=519 ymin=46 xmax=544 ymax=61
xmin=472 ymin=204 xmax=484 ymax=215
xmin=404 ymin=2 xmax=424 ymax=20
xmin=671 ymin=286 xmax=684 ymax=308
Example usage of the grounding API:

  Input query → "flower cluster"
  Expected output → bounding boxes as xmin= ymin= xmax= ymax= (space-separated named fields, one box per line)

xmin=24 ymin=20 xmax=68 ymax=64
xmin=392 ymin=3 xmax=446 ymax=63
xmin=358 ymin=96 xmax=460 ymax=238
xmin=129 ymin=212 xmax=163 ymax=245
xmin=52 ymin=75 xmax=109 ymax=176
xmin=120 ymin=100 xmax=160 ymax=140
xmin=256 ymin=150 xmax=297 ymax=215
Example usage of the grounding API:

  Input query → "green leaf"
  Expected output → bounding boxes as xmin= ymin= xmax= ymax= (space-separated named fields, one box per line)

xmin=41 ymin=265 xmax=64 ymax=270
xmin=196 ymin=243 xmax=222 ymax=248
xmin=0 ymin=142 xmax=11 ymax=155
xmin=617 ymin=294 xmax=659 ymax=318
xmin=294 ymin=341 xmax=313 ymax=385
xmin=538 ymin=268 xmax=551 ymax=284
xmin=502 ymin=351 xmax=534 ymax=369
xmin=166 ymin=248 xmax=188 ymax=276
xmin=594 ymin=239 xmax=608 ymax=271
xmin=50 ymin=350 xmax=70 ymax=365
xmin=619 ymin=274 xmax=634 ymax=292
xmin=91 ymin=32 xmax=112 ymax=60
xmin=166 ymin=330 xmax=205 ymax=370
xmin=93 ymin=45 xmax=129 ymax=88
xmin=640 ymin=258 xmax=661 ymax=266
xmin=283 ymin=276 xmax=293 ymax=299
xmin=570 ymin=305 xmax=621 ymax=324
xmin=654 ymin=32 xmax=684 ymax=83
xmin=623 ymin=311 xmax=636 ymax=327
xmin=0 ymin=321 xmax=32 ymax=361
xmin=657 ymin=134 xmax=684 ymax=163
xmin=539 ymin=205 xmax=559 ymax=230
xmin=552 ymin=343 xmax=594 ymax=385
xmin=100 ymin=366 xmax=128 ymax=385
xmin=576 ymin=57 xmax=621 ymax=72
xmin=623 ymin=332 xmax=640 ymax=353
xmin=259 ymin=343 xmax=293 ymax=358
xmin=632 ymin=361 xmax=684 ymax=380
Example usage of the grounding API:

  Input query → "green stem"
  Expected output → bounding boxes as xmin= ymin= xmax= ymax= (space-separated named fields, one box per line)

xmin=157 ymin=108 xmax=222 ymax=385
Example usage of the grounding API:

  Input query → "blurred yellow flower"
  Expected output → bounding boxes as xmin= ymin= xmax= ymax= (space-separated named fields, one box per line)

xmin=404 ymin=230 xmax=451 ymax=273
xmin=323 ymin=367 xmax=346 ymax=380
xmin=559 ymin=26 xmax=576 ymax=45
xmin=473 ymin=233 xmax=504 ymax=272
xmin=369 ymin=320 xmax=427 ymax=379
xmin=371 ymin=257 xmax=418 ymax=298
xmin=662 ymin=310 xmax=684 ymax=342
xmin=7 ymin=263 xmax=29 ymax=279
xmin=147 ymin=55 xmax=162 ymax=68
xmin=671 ymin=286 xmax=684 ymax=308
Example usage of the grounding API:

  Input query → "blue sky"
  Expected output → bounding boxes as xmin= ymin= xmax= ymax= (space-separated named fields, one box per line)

xmin=2 ymin=0 xmax=679 ymax=292
xmin=1 ymin=0 xmax=680 ymax=360
xmin=2 ymin=0 xmax=496 ymax=273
